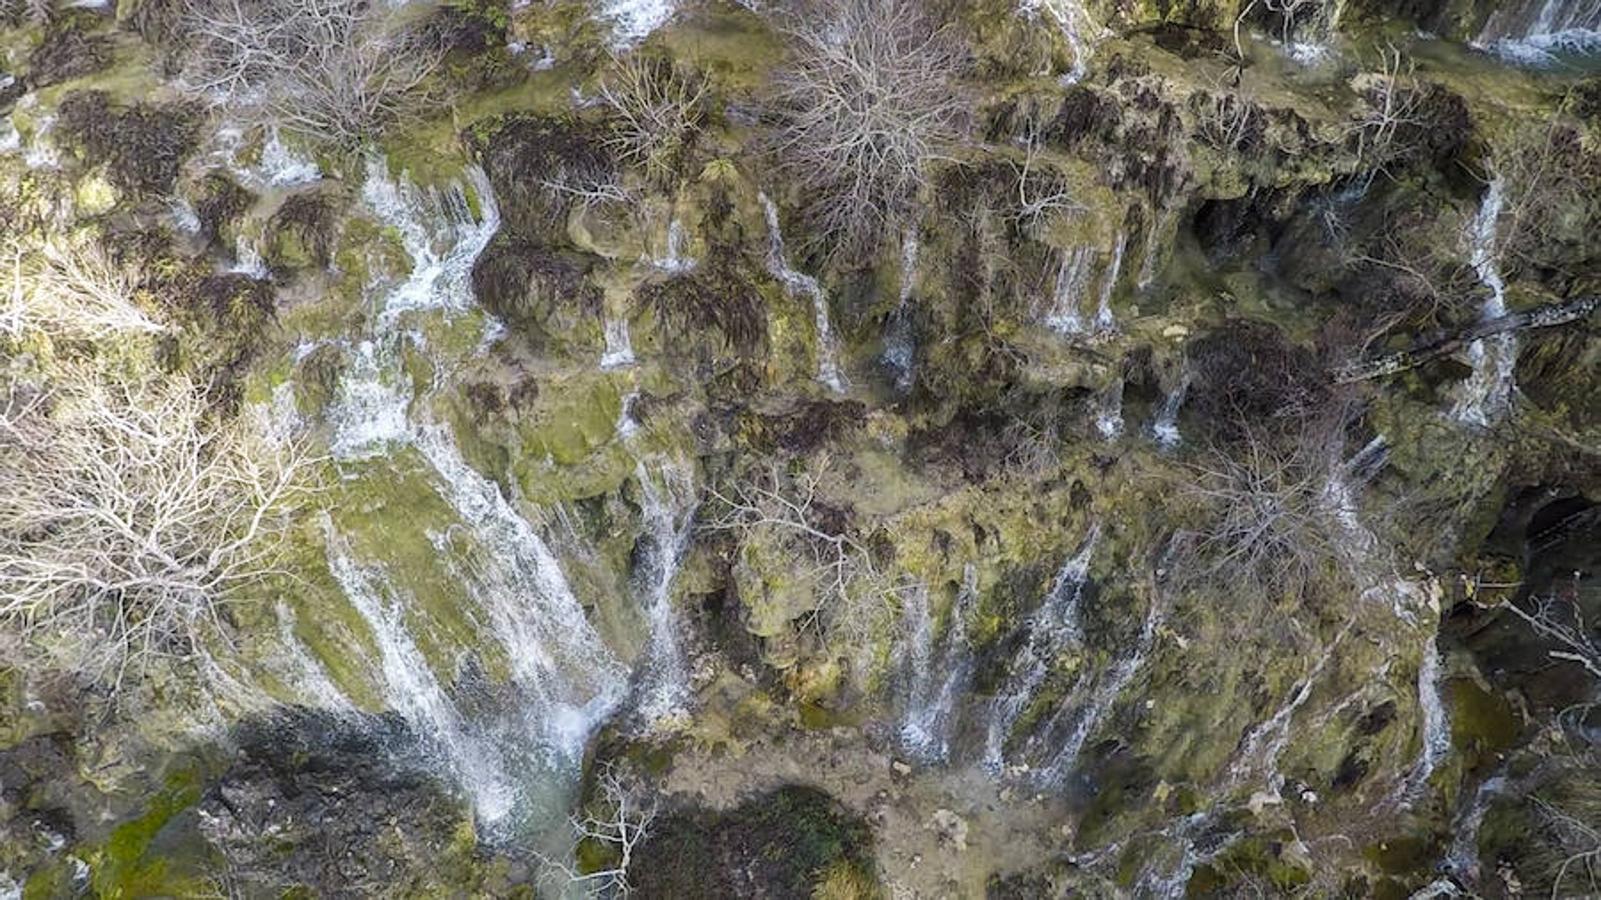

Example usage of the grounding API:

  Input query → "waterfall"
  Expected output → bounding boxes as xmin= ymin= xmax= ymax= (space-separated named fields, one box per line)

xmin=631 ymin=459 xmax=698 ymax=726
xmin=1094 ymin=376 xmax=1124 ymax=441
xmin=1478 ymin=0 xmax=1601 ymax=65
xmin=615 ymin=390 xmax=642 ymax=439
xmin=1453 ymin=178 xmax=1516 ymax=428
xmin=882 ymin=230 xmax=919 ymax=393
xmin=600 ymin=315 xmax=636 ymax=369
xmin=1020 ymin=0 xmax=1104 ymax=85
xmin=329 ymin=339 xmax=413 ymax=460
xmin=1036 ymin=592 xmax=1163 ymax=785
xmin=316 ymin=157 xmax=635 ymax=842
xmin=1395 ymin=621 xmax=1451 ymax=806
xmin=1151 ymin=368 xmax=1190 ymax=448
xmin=359 ymin=157 xmax=501 ymax=323
xmin=415 ymin=424 xmax=628 ymax=758
xmin=759 ymin=192 xmax=847 ymax=393
xmin=1445 ymin=775 xmax=1509 ymax=883
xmin=983 ymin=525 xmax=1099 ymax=772
xmin=229 ymin=227 xmax=269 ymax=279
xmin=1045 ymin=246 xmax=1096 ymax=334
xmin=1229 ymin=622 xmax=1353 ymax=794
xmin=653 ymin=216 xmax=695 ymax=273
xmin=1137 ymin=205 xmax=1173 ymax=292
xmin=273 ymin=602 xmax=355 ymax=713
xmin=323 ymin=519 xmax=521 ymax=827
xmin=898 ymin=566 xmax=979 ymax=763
xmin=600 ymin=0 xmax=677 ymax=47
xmin=170 ymin=199 xmax=202 ymax=236
xmin=1094 ymin=232 xmax=1125 ymax=333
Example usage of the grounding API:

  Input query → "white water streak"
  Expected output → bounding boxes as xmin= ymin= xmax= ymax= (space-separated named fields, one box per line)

xmin=1045 ymin=246 xmax=1096 ymax=334
xmin=1094 ymin=231 xmax=1125 ymax=333
xmin=760 ymin=192 xmax=846 ymax=392
xmin=1452 ymin=177 xmax=1516 ymax=427
xmin=984 ymin=526 xmax=1099 ymax=772
xmin=632 ymin=459 xmax=697 ymax=725
xmin=899 ymin=566 xmax=979 ymax=763
xmin=324 ymin=519 xmax=519 ymax=826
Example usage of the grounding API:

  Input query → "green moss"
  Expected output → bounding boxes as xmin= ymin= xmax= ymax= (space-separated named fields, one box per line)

xmin=90 ymin=768 xmax=204 ymax=898
xmin=1448 ymin=678 xmax=1521 ymax=759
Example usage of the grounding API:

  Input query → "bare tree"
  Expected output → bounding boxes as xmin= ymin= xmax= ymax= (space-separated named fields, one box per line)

xmin=175 ymin=0 xmax=442 ymax=145
xmin=707 ymin=459 xmax=902 ymax=650
xmin=1345 ymin=46 xmax=1425 ymax=179
xmin=0 ymin=372 xmax=317 ymax=688
xmin=1502 ymin=580 xmax=1601 ymax=682
xmin=598 ymin=52 xmax=708 ymax=185
xmin=1174 ymin=421 xmax=1373 ymax=607
xmin=1 ymin=236 xmax=165 ymax=341
xmin=769 ymin=0 xmax=969 ymax=257
xmin=540 ymin=762 xmax=657 ymax=897
xmin=1007 ymin=115 xmax=1082 ymax=238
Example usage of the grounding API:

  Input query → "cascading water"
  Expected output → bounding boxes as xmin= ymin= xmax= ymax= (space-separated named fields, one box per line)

xmin=1094 ymin=376 xmax=1124 ymax=441
xmin=1036 ymin=591 xmax=1163 ymax=785
xmin=897 ymin=566 xmax=979 ymax=763
xmin=600 ymin=0 xmax=677 ymax=47
xmin=1020 ymin=0 xmax=1104 ymax=85
xmin=1445 ymin=774 xmax=1509 ymax=883
xmin=653 ymin=216 xmax=694 ymax=273
xmin=1094 ymin=232 xmax=1125 ymax=333
xmin=759 ymin=192 xmax=847 ymax=393
xmin=315 ymin=157 xmax=637 ymax=843
xmin=882 ymin=230 xmax=919 ymax=393
xmin=323 ymin=519 xmax=521 ymax=827
xmin=1150 ymin=367 xmax=1190 ymax=448
xmin=983 ymin=525 xmax=1099 ymax=773
xmin=1228 ymin=622 xmax=1354 ymax=794
xmin=630 ymin=459 xmax=698 ymax=726
xmin=1477 ymin=0 xmax=1601 ymax=65
xmin=600 ymin=316 xmax=636 ymax=369
xmin=1452 ymin=177 xmax=1516 ymax=428
xmin=1137 ymin=205 xmax=1173 ymax=292
xmin=1045 ymin=246 xmax=1096 ymax=335
xmin=1398 ymin=631 xmax=1451 ymax=803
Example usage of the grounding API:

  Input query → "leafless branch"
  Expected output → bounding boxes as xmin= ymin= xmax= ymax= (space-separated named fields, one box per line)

xmin=707 ymin=459 xmax=901 ymax=648
xmin=174 ymin=0 xmax=443 ymax=145
xmin=768 ymin=0 xmax=969 ymax=257
xmin=0 ymin=371 xmax=318 ymax=690
xmin=538 ymin=762 xmax=657 ymax=897
xmin=598 ymin=51 xmax=708 ymax=186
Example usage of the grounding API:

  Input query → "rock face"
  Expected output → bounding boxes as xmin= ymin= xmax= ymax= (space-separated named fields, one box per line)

xmin=196 ymin=710 xmax=480 ymax=897
xmin=1 ymin=0 xmax=1600 ymax=896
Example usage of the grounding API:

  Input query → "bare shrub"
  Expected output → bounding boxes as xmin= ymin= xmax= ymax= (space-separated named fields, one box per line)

xmin=539 ymin=762 xmax=657 ymax=897
xmin=1 ymin=236 xmax=165 ymax=341
xmin=768 ymin=0 xmax=969 ymax=257
xmin=1345 ymin=46 xmax=1425 ymax=178
xmin=1493 ymin=111 xmax=1601 ymax=279
xmin=1175 ymin=427 xmax=1351 ymax=605
xmin=707 ymin=459 xmax=902 ymax=651
xmin=598 ymin=51 xmax=708 ymax=185
xmin=174 ymin=0 xmax=443 ymax=145
xmin=1503 ymin=583 xmax=1601 ymax=682
xmin=0 ymin=372 xmax=316 ymax=688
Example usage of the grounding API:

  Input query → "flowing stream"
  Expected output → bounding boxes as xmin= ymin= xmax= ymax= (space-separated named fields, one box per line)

xmin=882 ymin=230 xmax=919 ymax=392
xmin=1478 ymin=0 xmax=1601 ymax=65
xmin=1452 ymin=177 xmax=1516 ymax=428
xmin=1045 ymin=246 xmax=1095 ymax=335
xmin=759 ymin=192 xmax=847 ymax=393
xmin=983 ymin=525 xmax=1099 ymax=772
xmin=898 ymin=565 xmax=978 ymax=763
xmin=298 ymin=157 xmax=670 ymax=845
xmin=630 ymin=459 xmax=698 ymax=726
